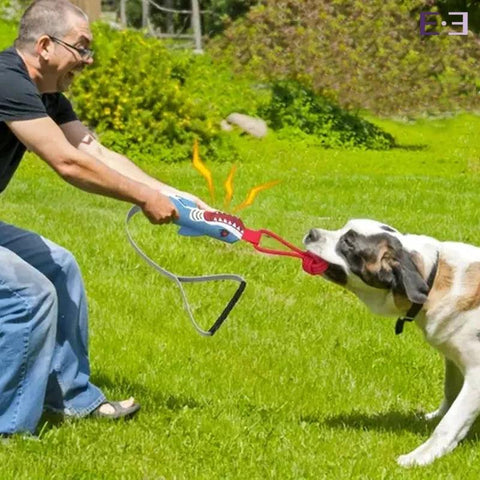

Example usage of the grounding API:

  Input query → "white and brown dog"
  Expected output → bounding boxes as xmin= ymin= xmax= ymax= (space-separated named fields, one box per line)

xmin=304 ymin=219 xmax=480 ymax=467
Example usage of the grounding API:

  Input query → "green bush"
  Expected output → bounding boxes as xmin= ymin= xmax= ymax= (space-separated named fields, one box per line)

xmin=258 ymin=81 xmax=394 ymax=149
xmin=70 ymin=25 xmax=208 ymax=162
xmin=0 ymin=18 xmax=17 ymax=49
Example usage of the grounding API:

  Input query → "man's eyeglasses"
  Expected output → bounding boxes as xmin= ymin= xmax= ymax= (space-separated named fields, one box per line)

xmin=48 ymin=35 xmax=94 ymax=60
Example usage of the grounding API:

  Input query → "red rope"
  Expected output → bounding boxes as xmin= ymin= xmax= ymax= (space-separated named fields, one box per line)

xmin=242 ymin=229 xmax=328 ymax=275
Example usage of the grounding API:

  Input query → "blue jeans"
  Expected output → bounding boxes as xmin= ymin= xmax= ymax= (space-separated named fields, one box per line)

xmin=0 ymin=221 xmax=105 ymax=434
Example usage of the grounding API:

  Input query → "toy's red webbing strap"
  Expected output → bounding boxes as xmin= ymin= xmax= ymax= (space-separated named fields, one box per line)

xmin=242 ymin=228 xmax=328 ymax=275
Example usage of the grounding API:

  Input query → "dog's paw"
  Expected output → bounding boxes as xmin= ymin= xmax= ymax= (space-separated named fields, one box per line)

xmin=397 ymin=442 xmax=447 ymax=468
xmin=397 ymin=451 xmax=434 ymax=468
xmin=397 ymin=453 xmax=417 ymax=468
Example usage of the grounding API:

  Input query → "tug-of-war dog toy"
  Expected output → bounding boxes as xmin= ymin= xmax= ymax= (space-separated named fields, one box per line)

xmin=126 ymin=195 xmax=328 ymax=336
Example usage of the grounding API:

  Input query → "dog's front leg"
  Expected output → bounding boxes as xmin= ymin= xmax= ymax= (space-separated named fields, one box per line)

xmin=398 ymin=369 xmax=480 ymax=467
xmin=425 ymin=358 xmax=464 ymax=421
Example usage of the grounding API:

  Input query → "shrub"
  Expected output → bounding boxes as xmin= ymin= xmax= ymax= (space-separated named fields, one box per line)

xmin=0 ymin=18 xmax=17 ymax=49
xmin=70 ymin=25 xmax=207 ymax=162
xmin=258 ymin=81 xmax=394 ymax=149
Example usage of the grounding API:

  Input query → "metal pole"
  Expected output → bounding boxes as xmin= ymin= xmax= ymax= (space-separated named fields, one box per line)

xmin=166 ymin=0 xmax=174 ymax=34
xmin=191 ymin=0 xmax=203 ymax=53
xmin=142 ymin=0 xmax=149 ymax=29
xmin=120 ymin=0 xmax=127 ymax=27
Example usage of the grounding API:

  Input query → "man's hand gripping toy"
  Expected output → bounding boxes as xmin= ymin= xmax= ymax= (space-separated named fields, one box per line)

xmin=126 ymin=195 xmax=328 ymax=336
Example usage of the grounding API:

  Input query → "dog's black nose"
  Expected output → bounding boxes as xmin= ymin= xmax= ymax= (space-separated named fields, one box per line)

xmin=305 ymin=228 xmax=321 ymax=243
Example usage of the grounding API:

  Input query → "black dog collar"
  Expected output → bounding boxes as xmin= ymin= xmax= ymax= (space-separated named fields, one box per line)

xmin=395 ymin=253 xmax=439 ymax=335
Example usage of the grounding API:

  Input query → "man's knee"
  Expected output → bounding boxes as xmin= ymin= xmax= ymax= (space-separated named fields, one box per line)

xmin=51 ymin=245 xmax=81 ymax=278
xmin=26 ymin=274 xmax=58 ymax=328
xmin=0 ymin=253 xmax=58 ymax=320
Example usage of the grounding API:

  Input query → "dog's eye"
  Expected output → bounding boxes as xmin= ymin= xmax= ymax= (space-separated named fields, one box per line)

xmin=343 ymin=237 xmax=354 ymax=248
xmin=341 ymin=231 xmax=356 ymax=249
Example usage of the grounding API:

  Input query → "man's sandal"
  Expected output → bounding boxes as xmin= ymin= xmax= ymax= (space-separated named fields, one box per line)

xmin=91 ymin=400 xmax=140 ymax=419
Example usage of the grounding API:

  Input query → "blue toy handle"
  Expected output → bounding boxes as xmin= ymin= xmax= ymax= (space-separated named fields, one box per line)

xmin=169 ymin=195 xmax=244 ymax=244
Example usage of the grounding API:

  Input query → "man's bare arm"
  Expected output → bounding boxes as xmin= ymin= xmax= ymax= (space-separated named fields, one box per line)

xmin=7 ymin=116 xmax=177 ymax=223
xmin=60 ymin=120 xmax=212 ymax=210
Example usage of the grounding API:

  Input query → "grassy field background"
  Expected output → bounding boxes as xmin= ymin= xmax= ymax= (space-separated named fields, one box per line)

xmin=3 ymin=21 xmax=480 ymax=480
xmin=1 ymin=114 xmax=480 ymax=479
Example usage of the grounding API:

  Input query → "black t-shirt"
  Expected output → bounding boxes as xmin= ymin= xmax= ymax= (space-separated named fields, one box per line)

xmin=0 ymin=47 xmax=77 ymax=192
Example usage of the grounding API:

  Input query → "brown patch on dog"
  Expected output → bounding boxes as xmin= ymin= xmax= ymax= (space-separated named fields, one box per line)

xmin=361 ymin=241 xmax=398 ymax=289
xmin=456 ymin=262 xmax=480 ymax=312
xmin=364 ymin=242 xmax=390 ymax=275
xmin=426 ymin=258 xmax=455 ymax=311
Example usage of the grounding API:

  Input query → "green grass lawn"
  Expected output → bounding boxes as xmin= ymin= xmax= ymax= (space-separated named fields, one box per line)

xmin=0 ymin=113 xmax=480 ymax=479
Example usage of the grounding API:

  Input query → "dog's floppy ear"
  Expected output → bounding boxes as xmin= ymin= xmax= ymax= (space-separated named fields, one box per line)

xmin=392 ymin=250 xmax=429 ymax=304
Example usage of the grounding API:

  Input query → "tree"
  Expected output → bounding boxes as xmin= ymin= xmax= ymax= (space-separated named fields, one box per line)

xmin=102 ymin=0 xmax=258 ymax=36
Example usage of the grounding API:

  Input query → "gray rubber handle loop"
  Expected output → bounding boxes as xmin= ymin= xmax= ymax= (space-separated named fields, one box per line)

xmin=126 ymin=205 xmax=246 ymax=336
